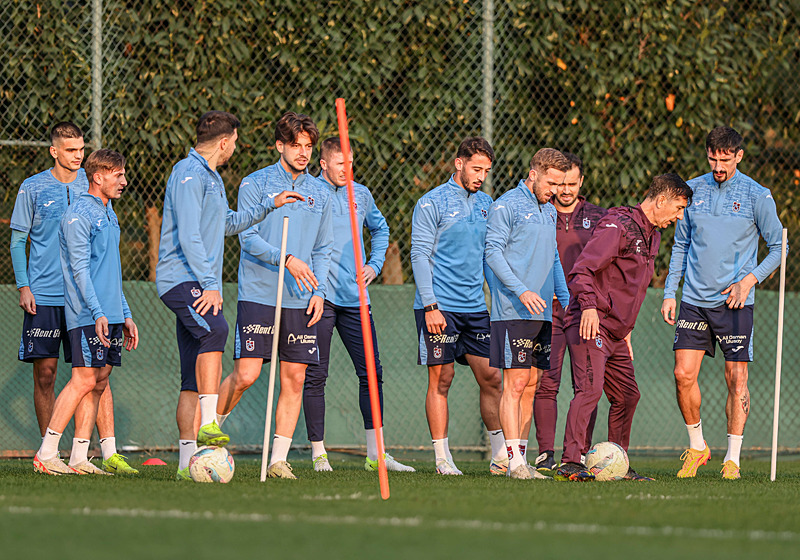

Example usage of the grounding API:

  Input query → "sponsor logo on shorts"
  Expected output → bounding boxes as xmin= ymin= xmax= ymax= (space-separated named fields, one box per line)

xmin=716 ymin=334 xmax=747 ymax=345
xmin=583 ymin=217 xmax=591 ymax=229
xmin=518 ymin=351 xmax=526 ymax=362
xmin=190 ymin=287 xmax=201 ymax=298
xmin=26 ymin=328 xmax=61 ymax=339
xmin=429 ymin=333 xmax=458 ymax=344
xmin=676 ymin=320 xmax=708 ymax=331
xmin=27 ymin=341 xmax=33 ymax=352
xmin=731 ymin=345 xmax=744 ymax=352
xmin=245 ymin=338 xmax=255 ymax=352
xmin=96 ymin=348 xmax=104 ymax=360
xmin=674 ymin=333 xmax=679 ymax=344
xmin=476 ymin=333 xmax=490 ymax=341
xmin=287 ymin=333 xmax=317 ymax=345
xmin=596 ymin=337 xmax=603 ymax=349
xmin=241 ymin=323 xmax=274 ymax=335
xmin=308 ymin=348 xmax=317 ymax=354
xmin=512 ymin=338 xmax=534 ymax=349
xmin=433 ymin=346 xmax=442 ymax=359
xmin=733 ymin=201 xmax=740 ymax=212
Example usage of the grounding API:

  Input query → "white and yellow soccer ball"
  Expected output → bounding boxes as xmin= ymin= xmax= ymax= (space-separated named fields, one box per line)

xmin=189 ymin=445 xmax=235 ymax=483
xmin=584 ymin=441 xmax=629 ymax=481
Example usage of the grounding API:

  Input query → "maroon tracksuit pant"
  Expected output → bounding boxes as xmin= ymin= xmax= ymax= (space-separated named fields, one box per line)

xmin=561 ymin=324 xmax=640 ymax=463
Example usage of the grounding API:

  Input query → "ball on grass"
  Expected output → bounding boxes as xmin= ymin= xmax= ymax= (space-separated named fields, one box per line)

xmin=189 ymin=445 xmax=235 ymax=483
xmin=585 ymin=441 xmax=629 ymax=481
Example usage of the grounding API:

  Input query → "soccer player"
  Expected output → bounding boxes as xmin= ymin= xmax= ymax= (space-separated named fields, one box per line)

xmin=411 ymin=137 xmax=505 ymax=476
xmin=556 ymin=173 xmax=691 ymax=482
xmin=485 ymin=148 xmax=571 ymax=480
xmin=156 ymin=111 xmax=302 ymax=480
xmin=12 ymin=123 xmax=135 ymax=475
xmin=662 ymin=126 xmax=784 ymax=480
xmin=215 ymin=112 xmax=332 ymax=480
xmin=33 ymin=149 xmax=139 ymax=475
xmin=530 ymin=152 xmax=607 ymax=472
xmin=301 ymin=137 xmax=414 ymax=473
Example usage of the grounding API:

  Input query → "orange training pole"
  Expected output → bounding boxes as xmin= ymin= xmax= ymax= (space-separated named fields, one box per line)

xmin=335 ymin=98 xmax=390 ymax=500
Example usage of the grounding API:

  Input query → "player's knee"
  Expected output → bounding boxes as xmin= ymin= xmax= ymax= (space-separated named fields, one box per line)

xmin=202 ymin=323 xmax=229 ymax=351
xmin=673 ymin=366 xmax=698 ymax=388
xmin=34 ymin=366 xmax=57 ymax=390
xmin=234 ymin=368 xmax=260 ymax=390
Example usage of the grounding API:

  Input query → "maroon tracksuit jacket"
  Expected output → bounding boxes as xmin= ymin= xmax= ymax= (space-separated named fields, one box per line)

xmin=560 ymin=204 xmax=660 ymax=463
xmin=534 ymin=197 xmax=606 ymax=455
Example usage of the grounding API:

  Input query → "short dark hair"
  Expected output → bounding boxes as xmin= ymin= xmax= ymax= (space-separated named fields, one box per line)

xmin=529 ymin=148 xmax=571 ymax=173
xmin=456 ymin=137 xmax=494 ymax=162
xmin=196 ymin=111 xmax=241 ymax=145
xmin=562 ymin=151 xmax=583 ymax=176
xmin=646 ymin=173 xmax=692 ymax=205
xmin=50 ymin=122 xmax=83 ymax=144
xmin=320 ymin=136 xmax=342 ymax=162
xmin=85 ymin=149 xmax=125 ymax=183
xmin=275 ymin=111 xmax=319 ymax=145
xmin=706 ymin=126 xmax=743 ymax=155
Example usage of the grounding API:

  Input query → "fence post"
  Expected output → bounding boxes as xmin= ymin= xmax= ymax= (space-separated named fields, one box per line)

xmin=481 ymin=0 xmax=495 ymax=196
xmin=92 ymin=0 xmax=103 ymax=149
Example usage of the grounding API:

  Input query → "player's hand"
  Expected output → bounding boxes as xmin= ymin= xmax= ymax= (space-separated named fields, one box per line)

xmin=721 ymin=273 xmax=757 ymax=309
xmin=519 ymin=290 xmax=546 ymax=316
xmin=425 ymin=308 xmax=447 ymax=335
xmin=123 ymin=317 xmax=139 ymax=351
xmin=661 ymin=298 xmax=677 ymax=325
xmin=95 ymin=316 xmax=111 ymax=348
xmin=306 ymin=295 xmax=324 ymax=327
xmin=286 ymin=256 xmax=319 ymax=292
xmin=579 ymin=308 xmax=600 ymax=340
xmin=362 ymin=265 xmax=377 ymax=286
xmin=193 ymin=289 xmax=223 ymax=316
xmin=274 ymin=190 xmax=306 ymax=207
xmin=624 ymin=331 xmax=634 ymax=361
xmin=18 ymin=286 xmax=36 ymax=315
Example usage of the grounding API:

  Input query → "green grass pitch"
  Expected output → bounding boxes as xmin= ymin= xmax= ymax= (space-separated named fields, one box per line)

xmin=2 ymin=454 xmax=800 ymax=559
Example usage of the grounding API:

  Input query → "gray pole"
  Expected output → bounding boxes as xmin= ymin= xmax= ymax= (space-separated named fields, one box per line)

xmin=481 ymin=0 xmax=495 ymax=195
xmin=91 ymin=0 xmax=103 ymax=149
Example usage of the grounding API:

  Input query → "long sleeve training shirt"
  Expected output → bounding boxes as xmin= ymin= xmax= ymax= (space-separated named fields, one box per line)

xmin=59 ymin=193 xmax=131 ymax=330
xmin=319 ymin=174 xmax=389 ymax=307
xmin=664 ymin=170 xmax=783 ymax=308
xmin=485 ymin=180 xmax=569 ymax=322
xmin=237 ymin=162 xmax=333 ymax=309
xmin=566 ymin=204 xmax=659 ymax=340
xmin=9 ymin=169 xmax=88 ymax=305
xmin=411 ymin=176 xmax=493 ymax=312
xmin=156 ymin=148 xmax=277 ymax=297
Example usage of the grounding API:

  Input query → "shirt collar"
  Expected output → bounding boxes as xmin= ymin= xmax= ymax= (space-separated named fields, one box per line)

xmin=446 ymin=175 xmax=472 ymax=199
xmin=188 ymin=148 xmax=216 ymax=175
xmin=633 ymin=203 xmax=657 ymax=235
xmin=273 ymin=160 xmax=308 ymax=186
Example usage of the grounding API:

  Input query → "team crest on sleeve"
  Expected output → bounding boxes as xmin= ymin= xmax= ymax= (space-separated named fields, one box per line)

xmin=245 ymin=338 xmax=255 ymax=352
xmin=307 ymin=195 xmax=315 ymax=209
xmin=733 ymin=201 xmax=740 ymax=212
xmin=583 ymin=217 xmax=591 ymax=229
xmin=190 ymin=287 xmax=202 ymax=298
xmin=433 ymin=346 xmax=442 ymax=359
xmin=595 ymin=337 xmax=603 ymax=349
xmin=96 ymin=348 xmax=104 ymax=360
xmin=518 ymin=351 xmax=526 ymax=363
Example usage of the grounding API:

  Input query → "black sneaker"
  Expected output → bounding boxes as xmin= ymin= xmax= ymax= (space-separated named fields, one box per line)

xmin=623 ymin=466 xmax=654 ymax=481
xmin=534 ymin=450 xmax=556 ymax=471
xmin=555 ymin=462 xmax=595 ymax=482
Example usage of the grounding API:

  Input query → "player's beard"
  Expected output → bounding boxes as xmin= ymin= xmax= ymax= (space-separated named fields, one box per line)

xmin=457 ymin=170 xmax=481 ymax=193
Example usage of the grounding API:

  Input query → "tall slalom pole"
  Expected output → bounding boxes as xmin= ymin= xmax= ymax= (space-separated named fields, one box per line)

xmin=770 ymin=228 xmax=788 ymax=482
xmin=335 ymin=98 xmax=390 ymax=500
xmin=261 ymin=216 xmax=290 ymax=482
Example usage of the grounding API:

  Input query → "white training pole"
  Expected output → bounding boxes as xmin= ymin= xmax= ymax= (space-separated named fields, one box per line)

xmin=770 ymin=228 xmax=788 ymax=481
xmin=260 ymin=216 xmax=290 ymax=482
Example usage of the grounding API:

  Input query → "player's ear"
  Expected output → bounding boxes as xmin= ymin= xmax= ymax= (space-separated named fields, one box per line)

xmin=454 ymin=157 xmax=463 ymax=172
xmin=734 ymin=149 xmax=743 ymax=164
xmin=49 ymin=145 xmax=58 ymax=159
xmin=276 ymin=140 xmax=285 ymax=155
xmin=528 ymin=168 xmax=537 ymax=183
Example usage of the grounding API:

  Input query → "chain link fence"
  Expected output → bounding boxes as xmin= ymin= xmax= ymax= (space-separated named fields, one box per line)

xmin=1 ymin=0 xmax=799 ymax=456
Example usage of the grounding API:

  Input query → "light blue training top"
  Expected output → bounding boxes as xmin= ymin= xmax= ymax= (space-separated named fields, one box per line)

xmin=411 ymin=176 xmax=494 ymax=313
xmin=318 ymin=173 xmax=389 ymax=307
xmin=9 ymin=168 xmax=89 ymax=305
xmin=155 ymin=148 xmax=277 ymax=297
xmin=485 ymin=180 xmax=569 ymax=322
xmin=664 ymin=170 xmax=784 ymax=308
xmin=59 ymin=193 xmax=131 ymax=330
xmin=237 ymin=162 xmax=333 ymax=309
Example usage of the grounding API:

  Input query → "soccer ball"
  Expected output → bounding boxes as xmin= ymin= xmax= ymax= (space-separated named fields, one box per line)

xmin=584 ymin=441 xmax=629 ymax=481
xmin=189 ymin=446 xmax=235 ymax=483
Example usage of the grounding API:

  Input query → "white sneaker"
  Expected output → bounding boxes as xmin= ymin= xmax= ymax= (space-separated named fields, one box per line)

xmin=70 ymin=460 xmax=113 ymax=475
xmin=313 ymin=454 xmax=333 ymax=472
xmin=436 ymin=458 xmax=462 ymax=475
xmin=527 ymin=464 xmax=552 ymax=479
xmin=384 ymin=453 xmax=415 ymax=472
xmin=507 ymin=463 xmax=532 ymax=479
xmin=267 ymin=460 xmax=297 ymax=479
xmin=33 ymin=453 xmax=76 ymax=475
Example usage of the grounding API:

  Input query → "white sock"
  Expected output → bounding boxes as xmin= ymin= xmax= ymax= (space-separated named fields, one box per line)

xmin=365 ymin=428 xmax=381 ymax=461
xmin=506 ymin=439 xmax=523 ymax=469
xmin=724 ymin=434 xmax=743 ymax=466
xmin=69 ymin=438 xmax=90 ymax=466
xmin=179 ymin=439 xmax=196 ymax=470
xmin=488 ymin=429 xmax=506 ymax=461
xmin=686 ymin=421 xmax=705 ymax=451
xmin=39 ymin=428 xmax=62 ymax=461
xmin=520 ymin=439 xmax=529 ymax=464
xmin=432 ymin=438 xmax=448 ymax=462
xmin=198 ymin=394 xmax=219 ymax=426
xmin=311 ymin=440 xmax=327 ymax=459
xmin=444 ymin=438 xmax=454 ymax=462
xmin=99 ymin=436 xmax=117 ymax=460
xmin=216 ymin=412 xmax=230 ymax=428
xmin=269 ymin=434 xmax=292 ymax=466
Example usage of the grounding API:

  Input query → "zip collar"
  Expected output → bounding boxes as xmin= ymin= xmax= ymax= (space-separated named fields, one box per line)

xmin=273 ymin=160 xmax=309 ymax=188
